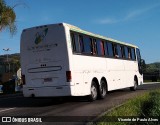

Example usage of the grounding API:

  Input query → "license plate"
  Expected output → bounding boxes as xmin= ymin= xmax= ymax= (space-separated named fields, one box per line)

xmin=44 ymin=78 xmax=52 ymax=82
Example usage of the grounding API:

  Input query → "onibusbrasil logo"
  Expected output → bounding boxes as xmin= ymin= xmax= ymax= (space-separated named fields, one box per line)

xmin=34 ymin=28 xmax=48 ymax=45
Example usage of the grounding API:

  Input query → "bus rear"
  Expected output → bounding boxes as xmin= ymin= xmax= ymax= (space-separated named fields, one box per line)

xmin=20 ymin=23 xmax=71 ymax=97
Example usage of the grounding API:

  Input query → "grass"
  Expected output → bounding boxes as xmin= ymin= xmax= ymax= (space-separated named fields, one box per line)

xmin=92 ymin=89 xmax=160 ymax=125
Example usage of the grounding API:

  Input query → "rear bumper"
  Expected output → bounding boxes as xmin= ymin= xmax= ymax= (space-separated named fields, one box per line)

xmin=23 ymin=85 xmax=72 ymax=97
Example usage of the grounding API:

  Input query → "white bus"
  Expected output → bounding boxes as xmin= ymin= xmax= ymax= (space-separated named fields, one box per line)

xmin=20 ymin=23 xmax=143 ymax=101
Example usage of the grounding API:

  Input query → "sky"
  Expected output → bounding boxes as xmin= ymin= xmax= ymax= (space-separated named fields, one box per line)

xmin=0 ymin=0 xmax=160 ymax=64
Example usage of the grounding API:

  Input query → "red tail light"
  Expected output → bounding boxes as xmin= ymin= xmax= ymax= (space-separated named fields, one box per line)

xmin=22 ymin=75 xmax=26 ymax=85
xmin=66 ymin=71 xmax=72 ymax=82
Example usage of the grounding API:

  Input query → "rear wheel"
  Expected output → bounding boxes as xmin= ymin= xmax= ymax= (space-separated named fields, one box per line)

xmin=130 ymin=78 xmax=138 ymax=91
xmin=88 ymin=81 xmax=98 ymax=101
xmin=99 ymin=80 xmax=107 ymax=99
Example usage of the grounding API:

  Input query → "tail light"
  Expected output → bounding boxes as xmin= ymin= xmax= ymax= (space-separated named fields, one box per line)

xmin=66 ymin=71 xmax=72 ymax=82
xmin=22 ymin=75 xmax=26 ymax=85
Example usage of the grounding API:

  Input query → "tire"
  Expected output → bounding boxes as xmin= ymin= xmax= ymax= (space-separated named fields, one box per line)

xmin=99 ymin=80 xmax=107 ymax=99
xmin=88 ymin=81 xmax=98 ymax=101
xmin=130 ymin=78 xmax=138 ymax=91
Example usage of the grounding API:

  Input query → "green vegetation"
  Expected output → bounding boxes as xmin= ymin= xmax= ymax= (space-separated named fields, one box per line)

xmin=0 ymin=53 xmax=20 ymax=73
xmin=144 ymin=79 xmax=160 ymax=82
xmin=0 ymin=53 xmax=20 ymax=84
xmin=93 ymin=89 xmax=160 ymax=125
xmin=0 ymin=0 xmax=17 ymax=35
xmin=143 ymin=62 xmax=160 ymax=82
xmin=145 ymin=62 xmax=160 ymax=73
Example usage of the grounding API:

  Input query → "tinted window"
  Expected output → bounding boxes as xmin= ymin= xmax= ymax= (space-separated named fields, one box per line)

xmin=120 ymin=45 xmax=125 ymax=58
xmin=136 ymin=48 xmax=142 ymax=74
xmin=104 ymin=42 xmax=108 ymax=56
xmin=91 ymin=39 xmax=97 ymax=55
xmin=97 ymin=40 xmax=105 ymax=56
xmin=83 ymin=36 xmax=92 ymax=54
xmin=117 ymin=44 xmax=122 ymax=58
xmin=112 ymin=44 xmax=119 ymax=58
xmin=71 ymin=33 xmax=81 ymax=53
xmin=78 ymin=35 xmax=84 ymax=52
xmin=128 ymin=47 xmax=131 ymax=59
xmin=71 ymin=32 xmax=137 ymax=62
xmin=136 ymin=48 xmax=141 ymax=62
xmin=71 ymin=33 xmax=76 ymax=52
xmin=131 ymin=48 xmax=136 ymax=60
xmin=108 ymin=42 xmax=113 ymax=57
xmin=124 ymin=46 xmax=129 ymax=59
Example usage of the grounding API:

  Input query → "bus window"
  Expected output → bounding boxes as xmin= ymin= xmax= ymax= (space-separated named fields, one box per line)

xmin=104 ymin=42 xmax=108 ymax=56
xmin=136 ymin=48 xmax=142 ymax=74
xmin=108 ymin=42 xmax=113 ymax=57
xmin=131 ymin=48 xmax=136 ymax=60
xmin=83 ymin=36 xmax=92 ymax=54
xmin=117 ymin=44 xmax=122 ymax=58
xmin=128 ymin=48 xmax=131 ymax=59
xmin=78 ymin=35 xmax=84 ymax=52
xmin=124 ymin=46 xmax=129 ymax=59
xmin=120 ymin=45 xmax=125 ymax=58
xmin=91 ymin=38 xmax=97 ymax=55
xmin=71 ymin=33 xmax=76 ymax=52
xmin=100 ymin=41 xmax=105 ymax=56
xmin=71 ymin=33 xmax=81 ymax=53
xmin=97 ymin=40 xmax=105 ymax=56
xmin=112 ymin=44 xmax=119 ymax=58
xmin=136 ymin=48 xmax=141 ymax=63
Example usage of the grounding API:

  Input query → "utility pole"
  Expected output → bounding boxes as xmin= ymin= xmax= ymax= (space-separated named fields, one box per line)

xmin=3 ymin=48 xmax=11 ymax=72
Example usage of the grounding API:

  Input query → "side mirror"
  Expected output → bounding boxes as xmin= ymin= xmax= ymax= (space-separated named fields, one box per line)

xmin=141 ymin=59 xmax=145 ymax=65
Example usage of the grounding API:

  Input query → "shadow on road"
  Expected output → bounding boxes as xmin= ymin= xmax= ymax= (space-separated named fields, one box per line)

xmin=0 ymin=83 xmax=159 ymax=108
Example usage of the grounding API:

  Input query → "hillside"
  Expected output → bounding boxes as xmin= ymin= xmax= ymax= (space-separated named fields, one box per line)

xmin=0 ymin=53 xmax=20 ymax=74
xmin=145 ymin=62 xmax=160 ymax=72
xmin=0 ymin=53 xmax=20 ymax=63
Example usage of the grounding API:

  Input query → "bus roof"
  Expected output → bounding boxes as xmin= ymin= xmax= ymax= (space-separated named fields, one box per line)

xmin=64 ymin=23 xmax=138 ymax=48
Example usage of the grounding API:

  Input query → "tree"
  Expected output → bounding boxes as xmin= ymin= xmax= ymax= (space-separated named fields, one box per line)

xmin=0 ymin=0 xmax=16 ymax=36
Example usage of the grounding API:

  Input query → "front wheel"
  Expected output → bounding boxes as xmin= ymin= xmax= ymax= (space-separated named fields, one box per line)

xmin=130 ymin=79 xmax=138 ymax=91
xmin=88 ymin=81 xmax=98 ymax=101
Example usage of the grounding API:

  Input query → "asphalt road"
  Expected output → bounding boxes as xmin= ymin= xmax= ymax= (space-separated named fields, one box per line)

xmin=0 ymin=83 xmax=160 ymax=125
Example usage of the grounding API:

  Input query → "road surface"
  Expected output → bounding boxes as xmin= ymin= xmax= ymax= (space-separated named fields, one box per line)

xmin=0 ymin=83 xmax=160 ymax=125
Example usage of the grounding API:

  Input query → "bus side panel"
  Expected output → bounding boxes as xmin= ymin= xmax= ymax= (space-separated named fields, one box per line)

xmin=124 ymin=60 xmax=139 ymax=87
xmin=68 ymin=54 xmax=108 ymax=96
xmin=106 ymin=58 xmax=125 ymax=90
